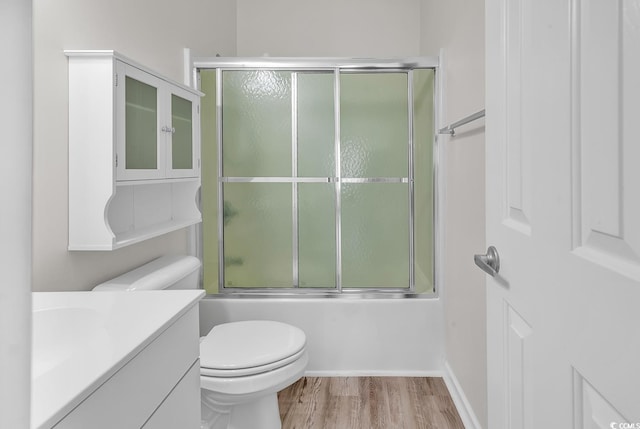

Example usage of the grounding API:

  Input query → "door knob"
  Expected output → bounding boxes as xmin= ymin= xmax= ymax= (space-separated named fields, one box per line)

xmin=474 ymin=246 xmax=500 ymax=277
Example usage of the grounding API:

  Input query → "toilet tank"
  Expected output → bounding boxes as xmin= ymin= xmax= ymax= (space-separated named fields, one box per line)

xmin=93 ymin=255 xmax=201 ymax=291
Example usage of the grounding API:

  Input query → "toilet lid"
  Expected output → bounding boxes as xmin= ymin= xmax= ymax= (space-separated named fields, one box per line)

xmin=200 ymin=320 xmax=306 ymax=373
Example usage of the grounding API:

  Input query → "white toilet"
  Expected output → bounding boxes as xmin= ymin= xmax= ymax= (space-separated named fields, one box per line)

xmin=94 ymin=255 xmax=308 ymax=429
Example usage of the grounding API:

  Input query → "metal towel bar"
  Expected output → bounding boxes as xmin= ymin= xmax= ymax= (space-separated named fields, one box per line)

xmin=438 ymin=109 xmax=485 ymax=136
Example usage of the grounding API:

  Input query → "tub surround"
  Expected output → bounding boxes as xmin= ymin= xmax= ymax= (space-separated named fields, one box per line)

xmin=199 ymin=297 xmax=445 ymax=376
xmin=31 ymin=290 xmax=204 ymax=429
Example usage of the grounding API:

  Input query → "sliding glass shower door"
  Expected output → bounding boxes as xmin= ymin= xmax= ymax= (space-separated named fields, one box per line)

xmin=199 ymin=62 xmax=435 ymax=294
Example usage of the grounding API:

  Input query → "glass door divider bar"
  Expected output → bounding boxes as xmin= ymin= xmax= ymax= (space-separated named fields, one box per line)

xmin=219 ymin=177 xmax=408 ymax=183
xmin=408 ymin=70 xmax=416 ymax=292
xmin=291 ymin=73 xmax=299 ymax=288
xmin=216 ymin=68 xmax=225 ymax=291
xmin=333 ymin=68 xmax=342 ymax=292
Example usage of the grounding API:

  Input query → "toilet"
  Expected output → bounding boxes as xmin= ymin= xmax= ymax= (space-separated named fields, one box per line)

xmin=93 ymin=255 xmax=308 ymax=429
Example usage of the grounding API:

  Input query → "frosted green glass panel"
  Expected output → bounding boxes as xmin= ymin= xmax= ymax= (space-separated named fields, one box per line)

xmin=125 ymin=76 xmax=157 ymax=169
xmin=413 ymin=69 xmax=435 ymax=294
xmin=202 ymin=66 xmax=435 ymax=294
xmin=200 ymin=70 xmax=219 ymax=294
xmin=223 ymin=183 xmax=292 ymax=288
xmin=297 ymin=73 xmax=335 ymax=177
xmin=222 ymin=71 xmax=292 ymax=177
xmin=171 ymin=94 xmax=193 ymax=170
xmin=340 ymin=73 xmax=408 ymax=178
xmin=342 ymin=183 xmax=409 ymax=288
xmin=299 ymin=184 xmax=336 ymax=287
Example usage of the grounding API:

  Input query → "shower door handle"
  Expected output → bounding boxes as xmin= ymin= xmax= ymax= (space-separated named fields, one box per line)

xmin=474 ymin=246 xmax=500 ymax=277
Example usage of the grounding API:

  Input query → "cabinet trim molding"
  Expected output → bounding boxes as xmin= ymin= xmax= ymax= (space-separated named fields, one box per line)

xmin=65 ymin=50 xmax=204 ymax=97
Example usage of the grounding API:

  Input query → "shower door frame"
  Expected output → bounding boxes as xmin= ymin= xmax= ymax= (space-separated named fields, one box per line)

xmin=193 ymin=57 xmax=441 ymax=296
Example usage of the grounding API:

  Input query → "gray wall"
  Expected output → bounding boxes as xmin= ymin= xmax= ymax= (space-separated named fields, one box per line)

xmin=236 ymin=0 xmax=421 ymax=57
xmin=32 ymin=0 xmax=237 ymax=291
xmin=420 ymin=0 xmax=488 ymax=426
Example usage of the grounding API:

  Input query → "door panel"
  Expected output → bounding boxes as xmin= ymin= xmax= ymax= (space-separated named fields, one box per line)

xmin=125 ymin=76 xmax=158 ymax=170
xmin=340 ymin=73 xmax=409 ymax=178
xmin=170 ymin=94 xmax=193 ymax=170
xmin=486 ymin=0 xmax=640 ymax=427
xmin=505 ymin=304 xmax=533 ymax=429
xmin=117 ymin=63 xmax=164 ymax=181
xmin=341 ymin=183 xmax=409 ymax=288
xmin=573 ymin=0 xmax=640 ymax=280
xmin=298 ymin=183 xmax=336 ymax=288
xmin=504 ymin=0 xmax=533 ymax=234
xmin=222 ymin=183 xmax=293 ymax=288
xmin=575 ymin=371 xmax=629 ymax=429
xmin=297 ymin=72 xmax=335 ymax=178
xmin=221 ymin=70 xmax=292 ymax=177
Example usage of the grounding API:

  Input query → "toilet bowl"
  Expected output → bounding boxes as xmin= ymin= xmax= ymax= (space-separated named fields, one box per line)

xmin=199 ymin=320 xmax=308 ymax=429
xmin=93 ymin=255 xmax=308 ymax=429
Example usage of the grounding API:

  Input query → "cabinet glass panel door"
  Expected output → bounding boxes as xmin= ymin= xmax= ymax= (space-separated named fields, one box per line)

xmin=118 ymin=63 xmax=163 ymax=181
xmin=171 ymin=94 xmax=194 ymax=170
xmin=125 ymin=76 xmax=158 ymax=170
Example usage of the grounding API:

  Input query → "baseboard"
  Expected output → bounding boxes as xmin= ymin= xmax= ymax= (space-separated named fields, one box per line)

xmin=304 ymin=369 xmax=445 ymax=377
xmin=442 ymin=361 xmax=483 ymax=429
xmin=302 ymin=364 xmax=483 ymax=429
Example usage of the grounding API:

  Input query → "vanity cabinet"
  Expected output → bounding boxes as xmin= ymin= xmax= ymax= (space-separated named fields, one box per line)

xmin=66 ymin=51 xmax=202 ymax=250
xmin=51 ymin=297 xmax=203 ymax=429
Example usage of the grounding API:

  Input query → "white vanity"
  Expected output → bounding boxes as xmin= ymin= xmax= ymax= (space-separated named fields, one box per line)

xmin=31 ymin=290 xmax=204 ymax=429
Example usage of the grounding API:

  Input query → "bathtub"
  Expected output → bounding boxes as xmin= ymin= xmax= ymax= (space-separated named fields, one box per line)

xmin=199 ymin=296 xmax=445 ymax=376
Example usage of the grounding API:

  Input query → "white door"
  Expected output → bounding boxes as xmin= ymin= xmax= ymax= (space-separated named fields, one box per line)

xmin=485 ymin=0 xmax=640 ymax=427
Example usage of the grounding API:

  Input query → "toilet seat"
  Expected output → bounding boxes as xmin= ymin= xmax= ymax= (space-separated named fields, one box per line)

xmin=200 ymin=320 xmax=306 ymax=378
xmin=201 ymin=347 xmax=306 ymax=377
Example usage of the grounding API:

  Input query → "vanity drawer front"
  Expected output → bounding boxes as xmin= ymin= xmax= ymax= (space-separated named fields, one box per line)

xmin=142 ymin=359 xmax=200 ymax=429
xmin=54 ymin=306 xmax=199 ymax=429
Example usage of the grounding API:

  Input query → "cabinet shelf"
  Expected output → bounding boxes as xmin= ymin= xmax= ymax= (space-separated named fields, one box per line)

xmin=66 ymin=50 xmax=203 ymax=251
xmin=126 ymin=101 xmax=157 ymax=114
xmin=115 ymin=177 xmax=199 ymax=186
xmin=112 ymin=219 xmax=201 ymax=249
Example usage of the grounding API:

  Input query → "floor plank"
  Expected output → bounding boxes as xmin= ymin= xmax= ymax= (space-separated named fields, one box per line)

xmin=278 ymin=377 xmax=465 ymax=429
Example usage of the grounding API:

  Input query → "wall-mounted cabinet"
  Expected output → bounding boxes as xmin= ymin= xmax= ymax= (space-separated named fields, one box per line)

xmin=66 ymin=50 xmax=203 ymax=250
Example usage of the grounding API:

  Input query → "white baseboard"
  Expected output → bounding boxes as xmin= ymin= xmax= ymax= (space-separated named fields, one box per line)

xmin=442 ymin=361 xmax=483 ymax=429
xmin=304 ymin=369 xmax=444 ymax=377
xmin=304 ymin=365 xmax=482 ymax=429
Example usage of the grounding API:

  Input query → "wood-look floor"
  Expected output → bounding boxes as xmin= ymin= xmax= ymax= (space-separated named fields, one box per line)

xmin=278 ymin=377 xmax=465 ymax=429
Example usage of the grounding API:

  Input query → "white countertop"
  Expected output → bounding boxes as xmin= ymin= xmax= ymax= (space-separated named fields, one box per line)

xmin=31 ymin=290 xmax=204 ymax=429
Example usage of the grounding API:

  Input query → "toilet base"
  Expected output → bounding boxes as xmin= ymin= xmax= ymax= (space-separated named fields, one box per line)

xmin=199 ymin=341 xmax=308 ymax=429
xmin=201 ymin=391 xmax=281 ymax=429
